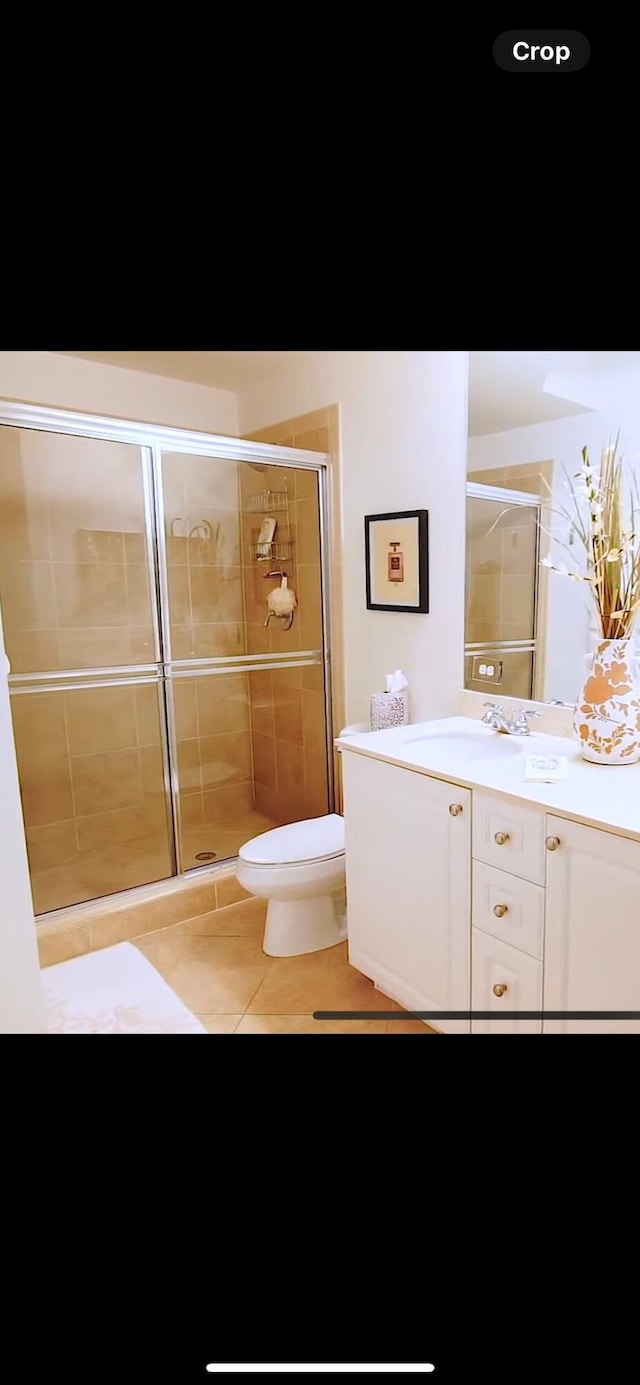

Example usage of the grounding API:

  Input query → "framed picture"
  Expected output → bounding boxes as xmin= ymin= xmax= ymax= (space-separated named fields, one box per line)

xmin=364 ymin=509 xmax=429 ymax=613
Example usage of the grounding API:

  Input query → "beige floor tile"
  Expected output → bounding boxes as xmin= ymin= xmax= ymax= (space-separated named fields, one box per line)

xmin=197 ymin=1015 xmax=243 ymax=1033
xmin=38 ymin=922 xmax=92 ymax=968
xmin=169 ymin=898 xmax=266 ymax=937
xmin=215 ymin=874 xmax=251 ymax=908
xmin=235 ymin=1014 xmax=388 ymax=1034
xmin=134 ymin=934 xmax=271 ymax=1013
xmin=247 ymin=940 xmax=401 ymax=1015
xmin=386 ymin=1019 xmax=438 ymax=1034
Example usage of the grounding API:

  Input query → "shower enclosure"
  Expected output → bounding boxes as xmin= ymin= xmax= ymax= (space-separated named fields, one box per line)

xmin=464 ymin=481 xmax=541 ymax=701
xmin=0 ymin=404 xmax=332 ymax=918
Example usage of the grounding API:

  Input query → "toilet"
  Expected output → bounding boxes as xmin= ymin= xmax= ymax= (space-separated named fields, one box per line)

xmin=237 ymin=813 xmax=346 ymax=957
xmin=237 ymin=724 xmax=370 ymax=957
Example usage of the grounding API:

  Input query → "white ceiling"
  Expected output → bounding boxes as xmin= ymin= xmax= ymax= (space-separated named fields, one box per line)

xmin=469 ymin=351 xmax=640 ymax=436
xmin=57 ymin=349 xmax=640 ymax=436
xmin=57 ymin=350 xmax=311 ymax=391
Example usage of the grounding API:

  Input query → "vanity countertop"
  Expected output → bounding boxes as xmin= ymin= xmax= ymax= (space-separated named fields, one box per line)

xmin=335 ymin=716 xmax=640 ymax=844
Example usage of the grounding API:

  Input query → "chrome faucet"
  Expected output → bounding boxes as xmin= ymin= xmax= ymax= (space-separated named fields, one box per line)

xmin=482 ymin=702 xmax=543 ymax=736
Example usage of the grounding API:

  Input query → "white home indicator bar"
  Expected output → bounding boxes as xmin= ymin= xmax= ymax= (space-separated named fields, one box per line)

xmin=205 ymin=1368 xmax=436 ymax=1375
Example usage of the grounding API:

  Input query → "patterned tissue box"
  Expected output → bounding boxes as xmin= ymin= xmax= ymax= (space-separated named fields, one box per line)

xmin=370 ymin=690 xmax=409 ymax=731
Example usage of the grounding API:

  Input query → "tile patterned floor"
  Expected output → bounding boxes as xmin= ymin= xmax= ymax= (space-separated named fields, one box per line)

xmin=133 ymin=897 xmax=435 ymax=1034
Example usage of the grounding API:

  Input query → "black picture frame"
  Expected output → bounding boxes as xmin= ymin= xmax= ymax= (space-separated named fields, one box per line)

xmin=364 ymin=509 xmax=429 ymax=613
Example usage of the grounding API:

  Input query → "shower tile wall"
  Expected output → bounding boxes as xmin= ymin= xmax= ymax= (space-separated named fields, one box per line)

xmin=239 ymin=430 xmax=329 ymax=826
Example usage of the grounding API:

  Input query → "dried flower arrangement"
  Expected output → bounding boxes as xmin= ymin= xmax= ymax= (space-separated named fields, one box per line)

xmin=541 ymin=435 xmax=640 ymax=639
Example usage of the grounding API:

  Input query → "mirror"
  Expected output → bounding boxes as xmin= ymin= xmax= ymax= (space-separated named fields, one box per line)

xmin=464 ymin=351 xmax=640 ymax=706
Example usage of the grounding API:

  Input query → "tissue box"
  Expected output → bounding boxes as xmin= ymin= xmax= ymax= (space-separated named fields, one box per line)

xmin=370 ymin=690 xmax=409 ymax=731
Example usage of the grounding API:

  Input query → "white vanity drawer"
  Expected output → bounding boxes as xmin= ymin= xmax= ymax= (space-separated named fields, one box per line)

xmin=471 ymin=929 xmax=543 ymax=1034
xmin=472 ymin=791 xmax=546 ymax=885
xmin=472 ymin=860 xmax=544 ymax=960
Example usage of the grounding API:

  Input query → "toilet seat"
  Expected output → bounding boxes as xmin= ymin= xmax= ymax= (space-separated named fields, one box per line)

xmin=238 ymin=813 xmax=345 ymax=868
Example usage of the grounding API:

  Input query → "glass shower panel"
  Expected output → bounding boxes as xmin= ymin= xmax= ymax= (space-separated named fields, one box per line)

xmin=161 ymin=453 xmax=324 ymax=662
xmin=10 ymin=681 xmax=173 ymax=914
xmin=0 ymin=423 xmax=173 ymax=916
xmin=465 ymin=495 xmax=538 ymax=700
xmin=163 ymin=452 xmax=329 ymax=867
xmin=0 ymin=426 xmax=156 ymax=673
xmin=173 ymin=673 xmax=258 ymax=867
xmin=162 ymin=450 xmax=246 ymax=662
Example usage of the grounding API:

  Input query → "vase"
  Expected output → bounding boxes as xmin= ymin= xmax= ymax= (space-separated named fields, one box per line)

xmin=573 ymin=637 xmax=640 ymax=764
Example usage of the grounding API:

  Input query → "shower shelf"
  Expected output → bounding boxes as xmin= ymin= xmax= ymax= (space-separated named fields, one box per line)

xmin=245 ymin=489 xmax=289 ymax=514
xmin=249 ymin=539 xmax=294 ymax=563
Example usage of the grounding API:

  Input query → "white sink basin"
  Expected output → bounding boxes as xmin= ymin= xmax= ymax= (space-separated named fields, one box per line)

xmin=402 ymin=732 xmax=525 ymax=761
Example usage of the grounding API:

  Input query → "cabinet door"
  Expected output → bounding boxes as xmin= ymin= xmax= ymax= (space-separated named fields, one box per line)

xmin=471 ymin=929 xmax=542 ymax=1034
xmin=342 ymin=752 xmax=471 ymax=1034
xmin=544 ymin=816 xmax=640 ymax=1034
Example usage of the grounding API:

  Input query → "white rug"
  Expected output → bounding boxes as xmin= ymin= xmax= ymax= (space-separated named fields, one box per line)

xmin=43 ymin=942 xmax=206 ymax=1034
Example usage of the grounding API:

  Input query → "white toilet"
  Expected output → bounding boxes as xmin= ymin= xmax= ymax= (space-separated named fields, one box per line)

xmin=237 ymin=725 xmax=371 ymax=958
xmin=237 ymin=813 xmax=347 ymax=957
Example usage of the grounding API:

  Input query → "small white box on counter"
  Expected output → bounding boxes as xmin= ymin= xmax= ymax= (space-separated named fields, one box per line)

xmin=523 ymin=753 xmax=569 ymax=783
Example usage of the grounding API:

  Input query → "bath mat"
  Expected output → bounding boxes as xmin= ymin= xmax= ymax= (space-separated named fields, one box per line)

xmin=42 ymin=942 xmax=207 ymax=1035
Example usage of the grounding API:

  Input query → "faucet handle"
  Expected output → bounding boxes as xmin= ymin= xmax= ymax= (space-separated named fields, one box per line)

xmin=511 ymin=707 xmax=542 ymax=731
xmin=483 ymin=701 xmax=503 ymax=713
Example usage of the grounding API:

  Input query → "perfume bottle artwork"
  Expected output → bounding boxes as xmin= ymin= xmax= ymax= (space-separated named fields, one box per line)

xmin=388 ymin=541 xmax=404 ymax=583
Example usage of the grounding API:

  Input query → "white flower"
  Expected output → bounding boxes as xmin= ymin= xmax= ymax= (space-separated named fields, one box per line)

xmin=540 ymin=555 xmax=554 ymax=567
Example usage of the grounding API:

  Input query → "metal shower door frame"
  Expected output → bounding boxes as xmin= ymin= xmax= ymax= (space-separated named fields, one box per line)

xmin=0 ymin=401 xmax=334 ymax=906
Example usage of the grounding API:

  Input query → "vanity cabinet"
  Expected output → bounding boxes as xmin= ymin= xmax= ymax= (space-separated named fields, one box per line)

xmin=341 ymin=744 xmax=640 ymax=1034
xmin=341 ymin=751 xmax=471 ymax=1034
xmin=544 ymin=816 xmax=640 ymax=1034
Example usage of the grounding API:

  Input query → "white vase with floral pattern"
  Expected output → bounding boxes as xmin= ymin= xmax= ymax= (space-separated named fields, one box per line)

xmin=573 ymin=638 xmax=640 ymax=764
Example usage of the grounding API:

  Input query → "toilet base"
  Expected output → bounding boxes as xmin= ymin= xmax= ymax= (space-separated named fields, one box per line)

xmin=263 ymin=896 xmax=347 ymax=958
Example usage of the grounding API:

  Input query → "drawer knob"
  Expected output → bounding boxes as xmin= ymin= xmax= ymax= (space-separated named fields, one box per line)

xmin=546 ymin=835 xmax=561 ymax=851
xmin=493 ymin=983 xmax=508 ymax=998
xmin=494 ymin=831 xmax=510 ymax=846
xmin=493 ymin=903 xmax=508 ymax=918
xmin=449 ymin=803 xmax=464 ymax=817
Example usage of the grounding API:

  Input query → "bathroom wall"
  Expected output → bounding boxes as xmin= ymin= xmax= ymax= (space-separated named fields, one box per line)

xmin=239 ymin=353 xmax=468 ymax=726
xmin=0 ymin=351 xmax=239 ymax=434
xmin=238 ymin=423 xmax=330 ymax=825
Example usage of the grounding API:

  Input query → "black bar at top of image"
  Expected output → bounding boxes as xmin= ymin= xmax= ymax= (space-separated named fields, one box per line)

xmin=313 ymin=1010 xmax=640 ymax=1021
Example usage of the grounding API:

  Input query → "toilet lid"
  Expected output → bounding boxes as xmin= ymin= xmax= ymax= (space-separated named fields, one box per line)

xmin=238 ymin=814 xmax=345 ymax=866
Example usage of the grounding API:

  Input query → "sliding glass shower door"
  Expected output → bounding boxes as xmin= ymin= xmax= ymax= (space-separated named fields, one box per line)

xmin=160 ymin=451 xmax=329 ymax=872
xmin=0 ymin=425 xmax=174 ymax=915
xmin=0 ymin=418 xmax=331 ymax=915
